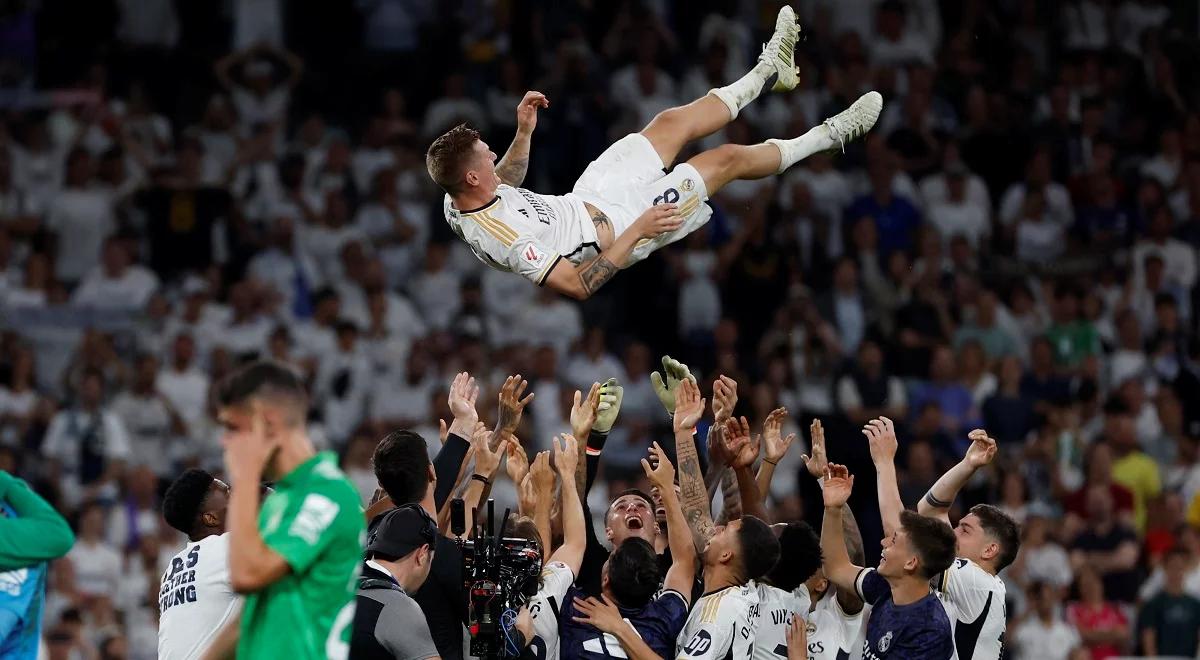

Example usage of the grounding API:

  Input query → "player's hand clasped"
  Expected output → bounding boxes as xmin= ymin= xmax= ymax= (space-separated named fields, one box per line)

xmin=634 ymin=203 xmax=683 ymax=239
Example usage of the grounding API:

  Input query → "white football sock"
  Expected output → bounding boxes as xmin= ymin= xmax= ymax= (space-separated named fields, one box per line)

xmin=709 ymin=59 xmax=773 ymax=120
xmin=766 ymin=125 xmax=837 ymax=174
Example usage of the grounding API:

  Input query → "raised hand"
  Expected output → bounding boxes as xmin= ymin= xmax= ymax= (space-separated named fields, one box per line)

xmin=651 ymin=355 xmax=695 ymax=415
xmin=712 ymin=375 xmax=739 ymax=425
xmin=570 ymin=383 xmax=601 ymax=440
xmin=448 ymin=372 xmax=479 ymax=426
xmin=763 ymin=407 xmax=795 ymax=463
xmin=553 ymin=433 xmax=579 ymax=479
xmin=723 ymin=416 xmax=760 ymax=470
xmin=594 ymin=378 xmax=623 ymax=433
xmin=516 ymin=91 xmax=549 ymax=134
xmin=862 ymin=416 xmax=898 ymax=465
xmin=801 ymin=418 xmax=828 ymax=479
xmin=472 ymin=424 xmax=509 ymax=478
xmin=505 ymin=437 xmax=530 ymax=488
xmin=518 ymin=472 xmax=538 ymax=515
xmin=964 ymin=429 xmax=998 ymax=468
xmin=496 ymin=375 xmax=535 ymax=437
xmin=672 ymin=377 xmax=706 ymax=432
xmin=529 ymin=450 xmax=554 ymax=494
xmin=822 ymin=464 xmax=855 ymax=508
xmin=640 ymin=441 xmax=676 ymax=491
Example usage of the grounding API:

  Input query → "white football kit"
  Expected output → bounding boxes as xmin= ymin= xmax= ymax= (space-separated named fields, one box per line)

xmin=526 ymin=560 xmax=575 ymax=660
xmin=677 ymin=584 xmax=760 ymax=659
xmin=801 ymin=587 xmax=867 ymax=660
xmin=752 ymin=581 xmax=809 ymax=660
xmin=157 ymin=533 xmax=241 ymax=660
xmin=932 ymin=558 xmax=1007 ymax=660
xmin=445 ymin=133 xmax=713 ymax=285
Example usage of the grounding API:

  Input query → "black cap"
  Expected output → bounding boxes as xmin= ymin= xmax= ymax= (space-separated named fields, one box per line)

xmin=367 ymin=504 xmax=438 ymax=559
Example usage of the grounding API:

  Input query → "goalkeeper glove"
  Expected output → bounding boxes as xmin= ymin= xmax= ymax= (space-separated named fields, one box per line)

xmin=650 ymin=355 xmax=695 ymax=415
xmin=594 ymin=378 xmax=623 ymax=434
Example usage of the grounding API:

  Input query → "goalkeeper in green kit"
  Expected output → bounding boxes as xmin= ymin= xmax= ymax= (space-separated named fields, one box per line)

xmin=202 ymin=361 xmax=365 ymax=660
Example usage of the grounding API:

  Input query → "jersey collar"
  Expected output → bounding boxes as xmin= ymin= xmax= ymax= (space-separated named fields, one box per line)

xmin=454 ymin=196 xmax=500 ymax=215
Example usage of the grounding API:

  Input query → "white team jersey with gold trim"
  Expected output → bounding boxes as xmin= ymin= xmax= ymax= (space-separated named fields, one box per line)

xmin=933 ymin=558 xmax=1007 ymax=660
xmin=444 ymin=185 xmax=600 ymax=285
xmin=752 ymin=581 xmax=809 ymax=660
xmin=677 ymin=584 xmax=760 ymax=659
xmin=803 ymin=587 xmax=867 ymax=660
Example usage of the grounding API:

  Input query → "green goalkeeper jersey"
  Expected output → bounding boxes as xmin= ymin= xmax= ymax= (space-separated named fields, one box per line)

xmin=237 ymin=452 xmax=365 ymax=660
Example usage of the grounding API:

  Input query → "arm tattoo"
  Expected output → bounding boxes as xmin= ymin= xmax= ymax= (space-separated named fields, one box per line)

xmin=578 ymin=256 xmax=618 ymax=295
xmin=495 ymin=155 xmax=529 ymax=187
xmin=675 ymin=430 xmax=716 ymax=549
xmin=719 ymin=468 xmax=742 ymax=522
xmin=924 ymin=491 xmax=952 ymax=508
xmin=589 ymin=206 xmax=613 ymax=234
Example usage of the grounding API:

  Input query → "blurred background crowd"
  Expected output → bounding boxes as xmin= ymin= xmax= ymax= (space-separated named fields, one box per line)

xmin=1 ymin=0 xmax=1200 ymax=658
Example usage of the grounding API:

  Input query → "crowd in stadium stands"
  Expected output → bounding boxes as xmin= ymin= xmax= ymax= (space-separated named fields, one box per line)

xmin=1 ymin=0 xmax=1200 ymax=658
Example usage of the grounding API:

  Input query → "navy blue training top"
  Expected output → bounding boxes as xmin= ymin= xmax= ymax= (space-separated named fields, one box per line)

xmin=854 ymin=568 xmax=953 ymax=660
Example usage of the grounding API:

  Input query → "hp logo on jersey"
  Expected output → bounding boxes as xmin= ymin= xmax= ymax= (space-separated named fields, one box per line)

xmin=681 ymin=630 xmax=712 ymax=656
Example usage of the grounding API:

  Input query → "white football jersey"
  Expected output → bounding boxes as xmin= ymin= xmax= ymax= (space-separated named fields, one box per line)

xmin=527 ymin=561 xmax=575 ymax=660
xmin=444 ymin=185 xmax=600 ymax=285
xmin=752 ymin=581 xmax=809 ymax=660
xmin=157 ymin=534 xmax=241 ymax=660
xmin=677 ymin=584 xmax=760 ymax=660
xmin=803 ymin=587 xmax=867 ymax=660
xmin=932 ymin=558 xmax=1007 ymax=660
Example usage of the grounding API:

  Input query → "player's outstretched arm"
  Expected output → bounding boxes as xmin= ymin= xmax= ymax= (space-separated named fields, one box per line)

xmin=820 ymin=464 xmax=863 ymax=593
xmin=550 ymin=434 xmax=587 ymax=575
xmin=519 ymin=451 xmax=554 ymax=562
xmin=496 ymin=92 xmax=548 ymax=186
xmin=917 ymin=429 xmax=997 ymax=524
xmin=755 ymin=407 xmax=794 ymax=499
xmin=544 ymin=204 xmax=681 ymax=299
xmin=569 ymin=383 xmax=601 ymax=501
xmin=672 ymin=378 xmax=717 ymax=553
xmin=863 ymin=417 xmax=903 ymax=537
xmin=723 ymin=416 xmax=769 ymax=523
xmin=643 ymin=442 xmax=696 ymax=603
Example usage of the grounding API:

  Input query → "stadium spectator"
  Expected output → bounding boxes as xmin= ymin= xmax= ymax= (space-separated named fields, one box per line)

xmin=42 ymin=369 xmax=131 ymax=506
xmin=1136 ymin=545 xmax=1200 ymax=657
xmin=1013 ymin=581 xmax=1082 ymax=660
xmin=1066 ymin=567 xmax=1130 ymax=659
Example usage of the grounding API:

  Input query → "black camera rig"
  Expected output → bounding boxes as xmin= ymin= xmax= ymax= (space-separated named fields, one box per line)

xmin=451 ymin=498 xmax=543 ymax=660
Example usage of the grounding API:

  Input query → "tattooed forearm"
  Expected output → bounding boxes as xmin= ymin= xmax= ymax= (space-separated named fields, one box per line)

xmin=578 ymin=256 xmax=618 ymax=295
xmin=496 ymin=131 xmax=532 ymax=186
xmin=589 ymin=206 xmax=613 ymax=234
xmin=720 ymin=468 xmax=742 ymax=522
xmin=495 ymin=156 xmax=529 ymax=186
xmin=675 ymin=429 xmax=716 ymax=551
